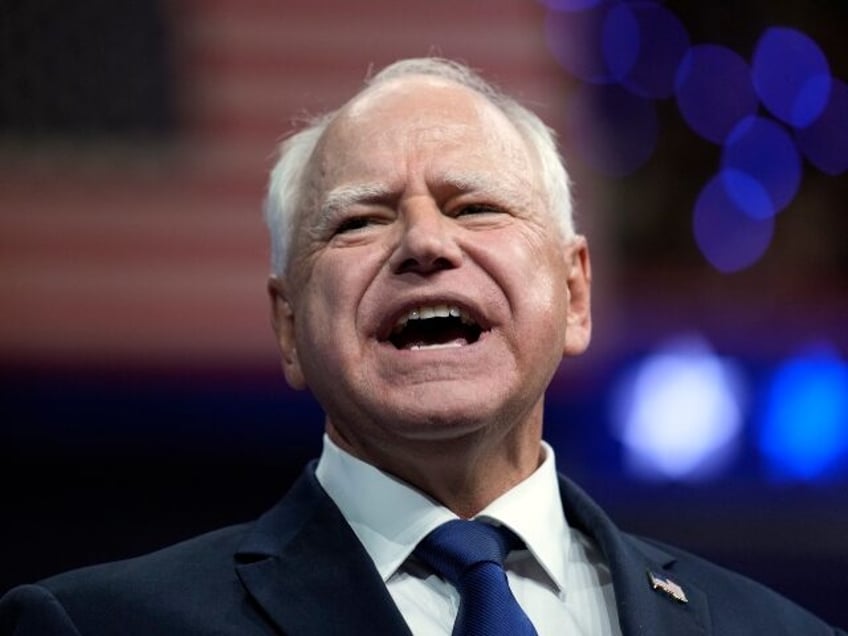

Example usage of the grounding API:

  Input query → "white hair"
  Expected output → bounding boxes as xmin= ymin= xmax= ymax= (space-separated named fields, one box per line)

xmin=264 ymin=58 xmax=574 ymax=275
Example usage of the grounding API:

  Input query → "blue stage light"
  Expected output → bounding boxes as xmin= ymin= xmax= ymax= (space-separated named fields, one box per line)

xmin=538 ymin=0 xmax=605 ymax=11
xmin=564 ymin=84 xmax=658 ymax=176
xmin=721 ymin=115 xmax=802 ymax=216
xmin=612 ymin=336 xmax=746 ymax=481
xmin=718 ymin=169 xmax=774 ymax=220
xmin=674 ymin=45 xmax=758 ymax=144
xmin=539 ymin=1 xmax=842 ymax=273
xmin=752 ymin=27 xmax=832 ymax=128
xmin=760 ymin=349 xmax=848 ymax=481
xmin=545 ymin=3 xmax=632 ymax=85
xmin=600 ymin=2 xmax=639 ymax=82
xmin=604 ymin=2 xmax=690 ymax=99
xmin=796 ymin=78 xmax=848 ymax=176
xmin=693 ymin=172 xmax=774 ymax=272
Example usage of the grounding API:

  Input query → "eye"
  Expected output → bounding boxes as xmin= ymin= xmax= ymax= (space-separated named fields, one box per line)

xmin=334 ymin=216 xmax=372 ymax=234
xmin=455 ymin=203 xmax=502 ymax=217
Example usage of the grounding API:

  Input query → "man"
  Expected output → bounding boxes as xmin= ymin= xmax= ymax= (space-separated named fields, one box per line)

xmin=0 ymin=58 xmax=843 ymax=635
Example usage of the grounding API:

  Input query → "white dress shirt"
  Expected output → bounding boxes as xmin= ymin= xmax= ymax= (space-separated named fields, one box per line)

xmin=315 ymin=435 xmax=622 ymax=635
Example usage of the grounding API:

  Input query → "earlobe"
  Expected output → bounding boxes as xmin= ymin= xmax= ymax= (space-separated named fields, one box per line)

xmin=563 ymin=236 xmax=592 ymax=357
xmin=268 ymin=275 xmax=307 ymax=389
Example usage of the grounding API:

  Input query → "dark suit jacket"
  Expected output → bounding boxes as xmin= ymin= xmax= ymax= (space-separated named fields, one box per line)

xmin=1 ymin=463 xmax=844 ymax=635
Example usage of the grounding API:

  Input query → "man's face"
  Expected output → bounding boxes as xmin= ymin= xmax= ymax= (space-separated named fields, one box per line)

xmin=271 ymin=76 xmax=590 ymax=450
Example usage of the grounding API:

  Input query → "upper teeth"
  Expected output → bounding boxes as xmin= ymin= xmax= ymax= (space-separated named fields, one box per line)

xmin=393 ymin=304 xmax=475 ymax=332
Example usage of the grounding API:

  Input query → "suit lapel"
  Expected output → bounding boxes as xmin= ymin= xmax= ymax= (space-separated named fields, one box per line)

xmin=235 ymin=465 xmax=412 ymax=636
xmin=232 ymin=463 xmax=711 ymax=635
xmin=558 ymin=476 xmax=712 ymax=636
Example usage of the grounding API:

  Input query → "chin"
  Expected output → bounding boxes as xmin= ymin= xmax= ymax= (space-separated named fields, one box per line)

xmin=374 ymin=394 xmax=510 ymax=442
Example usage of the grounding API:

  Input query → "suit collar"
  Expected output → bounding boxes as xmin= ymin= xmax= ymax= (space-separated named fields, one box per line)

xmin=558 ymin=475 xmax=712 ymax=636
xmin=232 ymin=462 xmax=710 ymax=636
xmin=235 ymin=462 xmax=412 ymax=636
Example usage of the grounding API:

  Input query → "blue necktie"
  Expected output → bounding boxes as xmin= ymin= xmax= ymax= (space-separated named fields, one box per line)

xmin=414 ymin=519 xmax=538 ymax=636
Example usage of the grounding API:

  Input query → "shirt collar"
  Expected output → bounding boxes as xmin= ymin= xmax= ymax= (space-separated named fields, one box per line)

xmin=314 ymin=434 xmax=571 ymax=592
xmin=475 ymin=442 xmax=571 ymax=593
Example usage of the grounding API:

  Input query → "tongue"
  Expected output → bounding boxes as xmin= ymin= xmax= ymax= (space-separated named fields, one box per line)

xmin=391 ymin=319 xmax=472 ymax=350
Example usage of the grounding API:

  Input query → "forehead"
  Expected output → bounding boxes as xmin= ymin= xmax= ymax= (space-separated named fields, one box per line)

xmin=311 ymin=76 xmax=537 ymax=194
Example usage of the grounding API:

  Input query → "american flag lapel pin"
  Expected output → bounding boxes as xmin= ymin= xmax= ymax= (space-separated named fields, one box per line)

xmin=647 ymin=570 xmax=689 ymax=604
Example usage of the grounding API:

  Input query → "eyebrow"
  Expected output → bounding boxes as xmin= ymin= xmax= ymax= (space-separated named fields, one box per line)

xmin=442 ymin=170 xmax=521 ymax=194
xmin=317 ymin=170 xmax=533 ymax=224
xmin=438 ymin=170 xmax=493 ymax=192
xmin=320 ymin=183 xmax=395 ymax=219
xmin=439 ymin=170 xmax=533 ymax=209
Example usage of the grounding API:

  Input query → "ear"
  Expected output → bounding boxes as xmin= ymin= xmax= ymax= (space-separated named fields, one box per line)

xmin=268 ymin=275 xmax=307 ymax=390
xmin=563 ymin=236 xmax=592 ymax=357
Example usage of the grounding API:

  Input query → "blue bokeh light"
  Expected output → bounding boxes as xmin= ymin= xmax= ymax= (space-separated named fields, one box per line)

xmin=604 ymin=2 xmax=690 ymax=99
xmin=693 ymin=172 xmax=774 ymax=273
xmin=542 ymin=3 xmax=842 ymax=273
xmin=674 ymin=45 xmax=759 ymax=144
xmin=752 ymin=27 xmax=832 ymax=128
xmin=601 ymin=3 xmax=639 ymax=81
xmin=538 ymin=0 xmax=605 ymax=11
xmin=721 ymin=116 xmax=802 ymax=215
xmin=545 ymin=4 xmax=625 ymax=84
xmin=760 ymin=349 xmax=848 ymax=481
xmin=564 ymin=84 xmax=658 ymax=176
xmin=719 ymin=170 xmax=774 ymax=221
xmin=796 ymin=77 xmax=848 ymax=176
xmin=611 ymin=335 xmax=746 ymax=481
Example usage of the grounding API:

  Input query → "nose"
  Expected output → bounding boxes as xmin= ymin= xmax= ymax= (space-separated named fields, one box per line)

xmin=389 ymin=199 xmax=463 ymax=275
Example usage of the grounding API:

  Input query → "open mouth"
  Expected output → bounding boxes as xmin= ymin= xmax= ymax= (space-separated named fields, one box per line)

xmin=387 ymin=304 xmax=483 ymax=351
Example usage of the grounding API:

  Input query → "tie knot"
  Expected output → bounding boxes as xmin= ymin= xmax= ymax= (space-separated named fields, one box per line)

xmin=414 ymin=520 xmax=520 ymax=584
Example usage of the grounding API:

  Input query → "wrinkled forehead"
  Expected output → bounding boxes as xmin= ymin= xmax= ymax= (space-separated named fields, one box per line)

xmin=309 ymin=76 xmax=538 ymax=194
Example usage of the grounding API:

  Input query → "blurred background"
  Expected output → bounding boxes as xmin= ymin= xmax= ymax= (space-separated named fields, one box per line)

xmin=1 ymin=0 xmax=846 ymax=625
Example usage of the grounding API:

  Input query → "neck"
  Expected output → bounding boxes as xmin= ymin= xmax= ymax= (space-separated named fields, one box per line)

xmin=325 ymin=402 xmax=545 ymax=518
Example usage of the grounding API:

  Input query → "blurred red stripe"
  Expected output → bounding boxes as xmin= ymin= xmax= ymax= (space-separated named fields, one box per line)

xmin=0 ymin=0 xmax=559 ymax=367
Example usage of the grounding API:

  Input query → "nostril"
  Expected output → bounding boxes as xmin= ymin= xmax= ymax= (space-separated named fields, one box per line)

xmin=395 ymin=257 xmax=418 ymax=274
xmin=395 ymin=255 xmax=456 ymax=275
xmin=431 ymin=256 xmax=455 ymax=269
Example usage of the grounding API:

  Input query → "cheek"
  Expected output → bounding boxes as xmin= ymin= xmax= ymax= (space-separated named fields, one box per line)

xmin=483 ymin=231 xmax=568 ymax=312
xmin=495 ymin=238 xmax=572 ymax=359
xmin=296 ymin=254 xmax=375 ymax=354
xmin=294 ymin=267 xmax=343 ymax=351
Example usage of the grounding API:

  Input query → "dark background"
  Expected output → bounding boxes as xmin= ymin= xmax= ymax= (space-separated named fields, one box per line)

xmin=1 ymin=0 xmax=846 ymax=627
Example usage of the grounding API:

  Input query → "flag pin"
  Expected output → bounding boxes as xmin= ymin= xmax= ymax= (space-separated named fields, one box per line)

xmin=647 ymin=570 xmax=689 ymax=604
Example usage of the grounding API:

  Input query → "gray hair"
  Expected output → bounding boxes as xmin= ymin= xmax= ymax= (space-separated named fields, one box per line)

xmin=264 ymin=57 xmax=574 ymax=275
